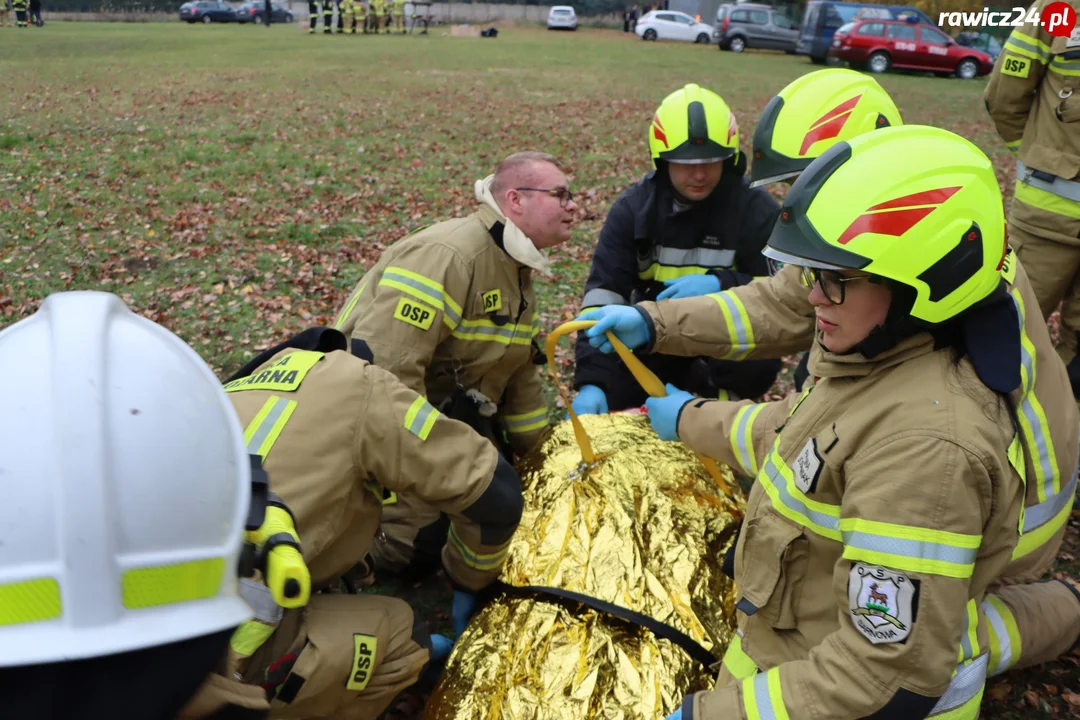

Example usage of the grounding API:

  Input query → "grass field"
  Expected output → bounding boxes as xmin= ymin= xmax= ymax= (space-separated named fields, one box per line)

xmin=1 ymin=22 xmax=1077 ymax=718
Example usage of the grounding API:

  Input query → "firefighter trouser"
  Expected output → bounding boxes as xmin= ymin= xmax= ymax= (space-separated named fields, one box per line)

xmin=983 ymin=579 xmax=1080 ymax=677
xmin=321 ymin=0 xmax=333 ymax=32
xmin=392 ymin=8 xmax=403 ymax=31
xmin=366 ymin=8 xmax=380 ymax=31
xmin=307 ymin=0 xmax=319 ymax=31
xmin=368 ymin=492 xmax=450 ymax=579
xmin=241 ymin=594 xmax=431 ymax=719
xmin=13 ymin=0 xmax=27 ymax=26
xmin=1008 ymin=172 xmax=1080 ymax=368
xmin=342 ymin=0 xmax=363 ymax=32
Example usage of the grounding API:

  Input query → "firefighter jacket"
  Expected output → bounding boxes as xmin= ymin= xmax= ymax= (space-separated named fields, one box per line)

xmin=334 ymin=204 xmax=549 ymax=457
xmin=985 ymin=0 xmax=1080 ymax=180
xmin=636 ymin=254 xmax=1078 ymax=585
xmin=573 ymin=169 xmax=780 ymax=392
xmin=222 ymin=347 xmax=523 ymax=592
xmin=668 ymin=331 xmax=1026 ymax=720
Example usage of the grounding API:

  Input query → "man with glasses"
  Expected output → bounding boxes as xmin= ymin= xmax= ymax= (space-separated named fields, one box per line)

xmin=332 ymin=150 xmax=576 ymax=585
xmin=571 ymin=84 xmax=782 ymax=416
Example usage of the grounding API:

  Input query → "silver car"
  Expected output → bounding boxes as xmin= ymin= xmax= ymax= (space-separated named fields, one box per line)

xmin=715 ymin=2 xmax=799 ymax=53
xmin=547 ymin=5 xmax=577 ymax=30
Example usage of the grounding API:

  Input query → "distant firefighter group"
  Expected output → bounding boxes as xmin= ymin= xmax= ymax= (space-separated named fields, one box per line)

xmin=309 ymin=0 xmax=432 ymax=34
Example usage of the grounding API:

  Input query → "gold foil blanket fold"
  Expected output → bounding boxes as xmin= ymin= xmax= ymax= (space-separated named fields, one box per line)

xmin=423 ymin=413 xmax=746 ymax=720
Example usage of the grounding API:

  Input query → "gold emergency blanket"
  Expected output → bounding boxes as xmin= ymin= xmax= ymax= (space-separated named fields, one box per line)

xmin=423 ymin=412 xmax=745 ymax=720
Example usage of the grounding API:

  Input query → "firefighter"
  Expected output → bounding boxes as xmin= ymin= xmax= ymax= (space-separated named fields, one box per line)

xmin=571 ymin=84 xmax=782 ymax=416
xmin=12 ymin=0 xmax=26 ymax=27
xmin=590 ymin=125 xmax=1080 ymax=720
xmin=333 ymin=151 xmax=575 ymax=581
xmin=343 ymin=0 xmax=364 ymax=33
xmin=322 ymin=0 xmax=333 ymax=33
xmin=368 ymin=0 xmax=383 ymax=32
xmin=391 ymin=0 xmax=405 ymax=32
xmin=0 ymin=292 xmax=267 ymax=719
xmin=307 ymin=0 xmax=319 ymax=32
xmin=180 ymin=326 xmax=523 ymax=719
xmin=584 ymin=68 xmax=1080 ymax=685
xmin=985 ymin=0 xmax=1080 ymax=390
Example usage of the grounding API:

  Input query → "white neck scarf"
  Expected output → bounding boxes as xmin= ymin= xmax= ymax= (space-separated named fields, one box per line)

xmin=474 ymin=175 xmax=553 ymax=277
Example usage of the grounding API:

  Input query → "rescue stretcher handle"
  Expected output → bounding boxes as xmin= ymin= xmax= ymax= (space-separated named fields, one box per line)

xmin=545 ymin=320 xmax=739 ymax=501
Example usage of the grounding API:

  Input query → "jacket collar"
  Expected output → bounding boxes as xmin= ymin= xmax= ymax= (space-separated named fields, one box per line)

xmin=809 ymin=330 xmax=938 ymax=380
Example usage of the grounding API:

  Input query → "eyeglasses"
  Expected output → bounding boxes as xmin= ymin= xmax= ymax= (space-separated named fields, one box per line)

xmin=800 ymin=266 xmax=875 ymax=305
xmin=515 ymin=187 xmax=575 ymax=208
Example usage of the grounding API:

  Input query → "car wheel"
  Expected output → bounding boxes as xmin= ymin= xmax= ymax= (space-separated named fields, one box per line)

xmin=867 ymin=50 xmax=890 ymax=74
xmin=695 ymin=32 xmax=709 ymax=43
xmin=254 ymin=14 xmax=263 ymax=23
xmin=287 ymin=13 xmax=293 ymax=21
xmin=729 ymin=35 xmax=745 ymax=52
xmin=810 ymin=54 xmax=826 ymax=64
xmin=643 ymin=28 xmax=657 ymax=40
xmin=201 ymin=14 xmax=212 ymax=22
xmin=955 ymin=58 xmax=978 ymax=79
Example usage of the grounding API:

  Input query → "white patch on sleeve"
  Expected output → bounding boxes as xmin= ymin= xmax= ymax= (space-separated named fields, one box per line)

xmin=847 ymin=562 xmax=916 ymax=645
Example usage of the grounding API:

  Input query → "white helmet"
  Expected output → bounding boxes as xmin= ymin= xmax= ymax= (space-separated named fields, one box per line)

xmin=0 ymin=291 xmax=253 ymax=667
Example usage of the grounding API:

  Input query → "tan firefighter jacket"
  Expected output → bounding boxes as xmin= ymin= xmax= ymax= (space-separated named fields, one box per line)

xmin=636 ymin=254 xmax=1077 ymax=584
xmin=222 ymin=347 xmax=520 ymax=592
xmin=985 ymin=0 xmax=1080 ymax=181
xmin=334 ymin=204 xmax=549 ymax=457
xmin=669 ymin=331 xmax=1026 ymax=719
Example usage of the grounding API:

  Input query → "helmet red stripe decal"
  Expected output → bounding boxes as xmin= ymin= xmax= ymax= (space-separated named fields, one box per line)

xmin=799 ymin=94 xmax=862 ymax=156
xmin=837 ymin=187 xmax=962 ymax=245
xmin=652 ymin=113 xmax=669 ymax=149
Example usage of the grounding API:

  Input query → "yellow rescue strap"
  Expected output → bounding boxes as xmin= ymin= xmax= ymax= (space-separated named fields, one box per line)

xmin=545 ymin=320 xmax=740 ymax=505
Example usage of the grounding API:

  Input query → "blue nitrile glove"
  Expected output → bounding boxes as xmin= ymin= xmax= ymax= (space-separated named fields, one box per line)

xmin=452 ymin=590 xmax=477 ymax=637
xmin=656 ymin=273 xmax=721 ymax=300
xmin=576 ymin=306 xmax=652 ymax=354
xmin=430 ymin=633 xmax=454 ymax=662
xmin=645 ymin=383 xmax=695 ymax=441
xmin=572 ymin=385 xmax=609 ymax=415
xmin=665 ymin=709 xmax=683 ymax=720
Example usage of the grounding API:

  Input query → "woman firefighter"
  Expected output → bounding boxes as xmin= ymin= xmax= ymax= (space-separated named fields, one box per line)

xmin=580 ymin=124 xmax=1051 ymax=719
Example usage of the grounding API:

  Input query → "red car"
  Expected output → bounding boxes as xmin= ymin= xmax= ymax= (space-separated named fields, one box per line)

xmin=828 ymin=18 xmax=995 ymax=79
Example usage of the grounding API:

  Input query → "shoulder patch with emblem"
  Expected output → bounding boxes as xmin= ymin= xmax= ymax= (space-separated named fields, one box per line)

xmin=482 ymin=289 xmax=502 ymax=313
xmin=393 ymin=296 xmax=436 ymax=330
xmin=793 ymin=438 xmax=824 ymax=495
xmin=848 ymin=562 xmax=916 ymax=645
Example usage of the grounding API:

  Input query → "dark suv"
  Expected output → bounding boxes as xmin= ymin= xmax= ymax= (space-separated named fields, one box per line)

xmin=236 ymin=1 xmax=294 ymax=23
xmin=716 ymin=2 xmax=799 ymax=53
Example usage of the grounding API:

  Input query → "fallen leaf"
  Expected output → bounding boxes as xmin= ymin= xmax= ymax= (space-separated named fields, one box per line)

xmin=1064 ymin=691 xmax=1080 ymax=707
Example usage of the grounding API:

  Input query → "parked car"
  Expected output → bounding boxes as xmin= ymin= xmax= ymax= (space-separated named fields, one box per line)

xmin=179 ymin=0 xmax=236 ymax=22
xmin=547 ymin=5 xmax=577 ymax=30
xmin=956 ymin=30 xmax=1003 ymax=60
xmin=829 ymin=17 xmax=995 ymax=78
xmin=715 ymin=2 xmax=798 ymax=53
xmin=797 ymin=1 xmax=936 ymax=64
xmin=636 ymin=10 xmax=714 ymax=43
xmin=235 ymin=1 xmax=294 ymax=23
